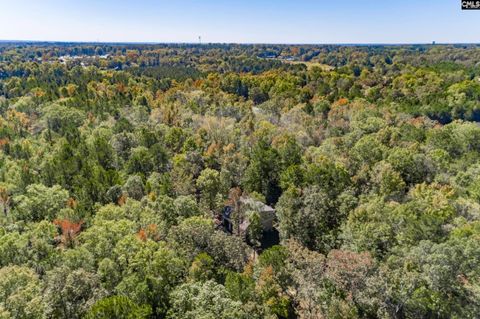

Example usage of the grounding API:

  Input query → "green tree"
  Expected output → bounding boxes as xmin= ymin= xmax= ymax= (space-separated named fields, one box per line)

xmin=12 ymin=184 xmax=69 ymax=221
xmin=85 ymin=296 xmax=152 ymax=319
xmin=188 ymin=252 xmax=215 ymax=282
xmin=126 ymin=146 xmax=155 ymax=176
xmin=246 ymin=211 xmax=263 ymax=248
xmin=0 ymin=266 xmax=44 ymax=319
xmin=43 ymin=267 xmax=106 ymax=319
xmin=243 ymin=139 xmax=281 ymax=204
xmin=196 ymin=168 xmax=221 ymax=210
xmin=167 ymin=280 xmax=247 ymax=319
xmin=122 ymin=175 xmax=144 ymax=201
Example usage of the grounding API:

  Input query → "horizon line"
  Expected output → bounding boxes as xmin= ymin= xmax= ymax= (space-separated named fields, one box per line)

xmin=1 ymin=39 xmax=479 ymax=46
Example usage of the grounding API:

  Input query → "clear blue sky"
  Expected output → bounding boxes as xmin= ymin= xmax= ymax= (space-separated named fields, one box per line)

xmin=0 ymin=0 xmax=478 ymax=43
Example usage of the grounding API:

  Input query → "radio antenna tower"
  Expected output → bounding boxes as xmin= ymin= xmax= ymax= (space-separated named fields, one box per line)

xmin=198 ymin=36 xmax=202 ymax=45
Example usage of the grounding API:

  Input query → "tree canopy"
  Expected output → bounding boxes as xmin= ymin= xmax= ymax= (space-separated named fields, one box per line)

xmin=1 ymin=42 xmax=480 ymax=318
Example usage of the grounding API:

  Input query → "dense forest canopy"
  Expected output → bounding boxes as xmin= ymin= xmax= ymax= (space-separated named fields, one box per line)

xmin=1 ymin=42 xmax=480 ymax=318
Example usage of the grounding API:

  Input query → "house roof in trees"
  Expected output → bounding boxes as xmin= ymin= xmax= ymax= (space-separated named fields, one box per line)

xmin=239 ymin=197 xmax=275 ymax=213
